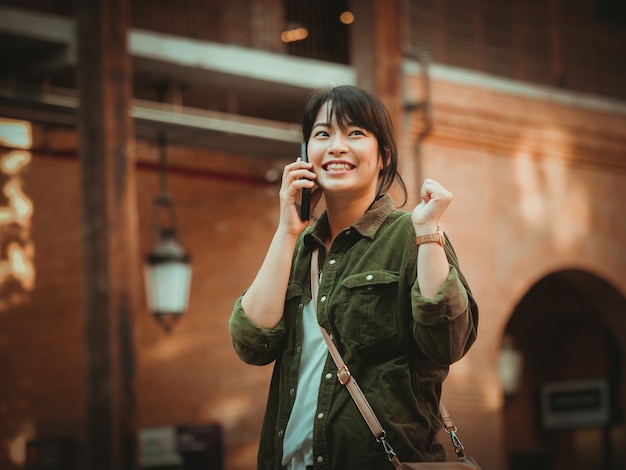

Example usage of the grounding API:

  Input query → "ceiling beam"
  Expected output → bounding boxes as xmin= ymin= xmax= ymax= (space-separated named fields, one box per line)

xmin=0 ymin=85 xmax=301 ymax=156
xmin=0 ymin=5 xmax=355 ymax=90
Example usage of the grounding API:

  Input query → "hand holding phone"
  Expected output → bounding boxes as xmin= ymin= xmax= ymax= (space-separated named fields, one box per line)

xmin=300 ymin=141 xmax=311 ymax=221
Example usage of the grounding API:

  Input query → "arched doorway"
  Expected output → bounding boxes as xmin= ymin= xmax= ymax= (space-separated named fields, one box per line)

xmin=500 ymin=270 xmax=626 ymax=470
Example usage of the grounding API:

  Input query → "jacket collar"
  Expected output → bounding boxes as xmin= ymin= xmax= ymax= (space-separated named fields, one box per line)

xmin=304 ymin=193 xmax=396 ymax=249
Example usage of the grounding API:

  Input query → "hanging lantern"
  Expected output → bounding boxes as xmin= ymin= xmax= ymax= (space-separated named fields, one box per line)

xmin=144 ymin=131 xmax=192 ymax=333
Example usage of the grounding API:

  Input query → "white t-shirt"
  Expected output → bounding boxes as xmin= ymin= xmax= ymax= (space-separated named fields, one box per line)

xmin=282 ymin=298 xmax=328 ymax=470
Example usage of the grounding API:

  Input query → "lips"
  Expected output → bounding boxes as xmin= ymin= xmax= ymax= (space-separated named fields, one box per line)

xmin=322 ymin=161 xmax=356 ymax=172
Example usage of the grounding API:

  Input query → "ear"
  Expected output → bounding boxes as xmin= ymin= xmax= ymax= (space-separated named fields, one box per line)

xmin=379 ymin=147 xmax=390 ymax=170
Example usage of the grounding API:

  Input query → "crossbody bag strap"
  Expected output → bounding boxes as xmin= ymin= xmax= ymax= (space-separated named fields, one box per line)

xmin=311 ymin=249 xmax=396 ymax=460
xmin=310 ymin=248 xmax=468 ymax=462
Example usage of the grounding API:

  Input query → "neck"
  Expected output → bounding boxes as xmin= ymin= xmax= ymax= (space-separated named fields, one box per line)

xmin=323 ymin=192 xmax=376 ymax=246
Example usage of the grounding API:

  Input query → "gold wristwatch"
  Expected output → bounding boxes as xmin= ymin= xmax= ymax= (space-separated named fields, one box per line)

xmin=415 ymin=230 xmax=445 ymax=247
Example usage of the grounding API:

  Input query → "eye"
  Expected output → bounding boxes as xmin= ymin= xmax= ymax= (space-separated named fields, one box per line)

xmin=349 ymin=128 xmax=366 ymax=136
xmin=314 ymin=130 xmax=329 ymax=138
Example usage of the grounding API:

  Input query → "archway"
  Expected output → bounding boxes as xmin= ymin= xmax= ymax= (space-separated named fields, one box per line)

xmin=500 ymin=269 xmax=625 ymax=470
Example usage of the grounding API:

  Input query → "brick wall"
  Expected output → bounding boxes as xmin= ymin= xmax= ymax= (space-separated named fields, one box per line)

xmin=1 ymin=76 xmax=626 ymax=470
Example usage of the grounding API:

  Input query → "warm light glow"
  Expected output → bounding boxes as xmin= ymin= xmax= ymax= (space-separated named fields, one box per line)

xmin=0 ymin=118 xmax=35 ymax=306
xmin=1 ymin=151 xmax=31 ymax=175
xmin=0 ymin=118 xmax=32 ymax=149
xmin=281 ymin=27 xmax=309 ymax=43
xmin=0 ymin=244 xmax=35 ymax=291
xmin=445 ymin=351 xmax=505 ymax=412
xmin=8 ymin=434 xmax=27 ymax=464
xmin=0 ymin=180 xmax=33 ymax=224
xmin=3 ymin=179 xmax=34 ymax=225
xmin=513 ymin=126 xmax=589 ymax=251
xmin=340 ymin=11 xmax=355 ymax=25
xmin=202 ymin=395 xmax=255 ymax=428
xmin=8 ymin=243 xmax=35 ymax=290
xmin=7 ymin=422 xmax=36 ymax=465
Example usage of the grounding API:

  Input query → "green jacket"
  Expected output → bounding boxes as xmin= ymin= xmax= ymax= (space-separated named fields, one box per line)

xmin=229 ymin=194 xmax=478 ymax=470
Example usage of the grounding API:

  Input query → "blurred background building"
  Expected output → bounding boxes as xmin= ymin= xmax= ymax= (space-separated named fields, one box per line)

xmin=0 ymin=0 xmax=625 ymax=469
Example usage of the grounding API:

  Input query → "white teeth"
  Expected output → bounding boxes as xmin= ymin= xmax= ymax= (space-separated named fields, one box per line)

xmin=326 ymin=163 xmax=352 ymax=171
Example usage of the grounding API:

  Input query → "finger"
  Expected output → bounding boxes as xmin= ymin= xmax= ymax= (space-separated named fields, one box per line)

xmin=283 ymin=168 xmax=316 ymax=190
xmin=420 ymin=183 xmax=434 ymax=202
xmin=290 ymin=158 xmax=313 ymax=170
xmin=292 ymin=171 xmax=317 ymax=189
xmin=284 ymin=158 xmax=312 ymax=176
xmin=421 ymin=179 xmax=449 ymax=202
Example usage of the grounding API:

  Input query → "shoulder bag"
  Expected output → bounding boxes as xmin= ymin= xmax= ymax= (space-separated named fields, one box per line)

xmin=310 ymin=249 xmax=481 ymax=469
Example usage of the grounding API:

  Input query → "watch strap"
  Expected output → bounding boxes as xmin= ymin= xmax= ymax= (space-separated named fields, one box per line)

xmin=415 ymin=229 xmax=444 ymax=247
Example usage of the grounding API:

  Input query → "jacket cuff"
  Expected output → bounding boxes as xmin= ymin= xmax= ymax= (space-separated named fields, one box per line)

xmin=229 ymin=296 xmax=286 ymax=353
xmin=412 ymin=265 xmax=469 ymax=325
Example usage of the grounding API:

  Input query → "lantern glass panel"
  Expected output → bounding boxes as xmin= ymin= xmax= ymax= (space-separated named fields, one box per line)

xmin=145 ymin=262 xmax=192 ymax=314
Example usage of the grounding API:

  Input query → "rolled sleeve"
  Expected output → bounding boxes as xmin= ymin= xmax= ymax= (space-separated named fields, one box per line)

xmin=412 ymin=265 xmax=469 ymax=325
xmin=229 ymin=296 xmax=286 ymax=366
xmin=411 ymin=265 xmax=473 ymax=365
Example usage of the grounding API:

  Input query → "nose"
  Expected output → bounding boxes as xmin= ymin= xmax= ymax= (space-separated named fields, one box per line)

xmin=328 ymin=133 xmax=348 ymax=156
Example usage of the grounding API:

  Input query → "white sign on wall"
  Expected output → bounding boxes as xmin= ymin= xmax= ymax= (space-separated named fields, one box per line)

xmin=540 ymin=378 xmax=611 ymax=430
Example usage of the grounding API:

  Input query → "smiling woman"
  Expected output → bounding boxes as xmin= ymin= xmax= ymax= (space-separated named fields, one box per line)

xmin=302 ymin=85 xmax=406 ymax=207
xmin=228 ymin=85 xmax=479 ymax=470
xmin=306 ymin=100 xmax=382 ymax=206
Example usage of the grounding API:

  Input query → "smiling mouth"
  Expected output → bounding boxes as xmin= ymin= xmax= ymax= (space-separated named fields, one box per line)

xmin=323 ymin=162 xmax=355 ymax=171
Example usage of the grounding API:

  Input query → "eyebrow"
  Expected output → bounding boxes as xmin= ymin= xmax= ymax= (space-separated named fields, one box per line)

xmin=312 ymin=120 xmax=357 ymax=130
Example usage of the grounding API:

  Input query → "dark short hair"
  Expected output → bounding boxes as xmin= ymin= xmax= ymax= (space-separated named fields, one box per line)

xmin=301 ymin=85 xmax=407 ymax=204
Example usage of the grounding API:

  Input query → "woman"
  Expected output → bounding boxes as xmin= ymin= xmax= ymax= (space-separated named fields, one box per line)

xmin=229 ymin=85 xmax=478 ymax=470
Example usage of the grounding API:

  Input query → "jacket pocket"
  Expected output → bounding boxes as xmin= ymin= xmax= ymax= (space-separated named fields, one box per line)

xmin=337 ymin=270 xmax=399 ymax=346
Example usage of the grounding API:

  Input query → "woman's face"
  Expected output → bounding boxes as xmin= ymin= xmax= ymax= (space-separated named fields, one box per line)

xmin=308 ymin=101 xmax=382 ymax=200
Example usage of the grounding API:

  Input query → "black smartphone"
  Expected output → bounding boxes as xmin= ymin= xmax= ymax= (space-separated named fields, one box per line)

xmin=300 ymin=141 xmax=311 ymax=221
